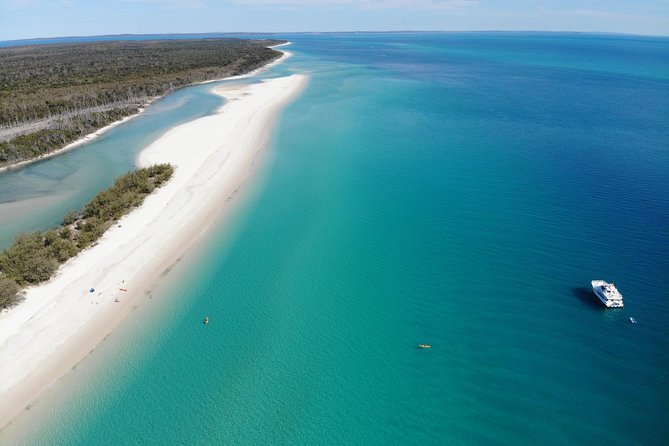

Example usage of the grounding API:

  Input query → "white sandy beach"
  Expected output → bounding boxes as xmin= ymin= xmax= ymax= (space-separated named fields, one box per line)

xmin=0 ymin=72 xmax=307 ymax=427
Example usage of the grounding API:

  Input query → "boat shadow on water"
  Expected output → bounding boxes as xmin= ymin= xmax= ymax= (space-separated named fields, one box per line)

xmin=571 ymin=287 xmax=606 ymax=310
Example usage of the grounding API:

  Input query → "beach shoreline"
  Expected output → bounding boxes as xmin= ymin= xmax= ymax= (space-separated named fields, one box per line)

xmin=0 ymin=69 xmax=307 ymax=430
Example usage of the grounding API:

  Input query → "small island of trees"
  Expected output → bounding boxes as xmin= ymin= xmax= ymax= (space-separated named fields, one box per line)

xmin=0 ymin=164 xmax=174 ymax=309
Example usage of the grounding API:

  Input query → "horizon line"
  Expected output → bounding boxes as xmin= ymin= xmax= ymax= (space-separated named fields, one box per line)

xmin=2 ymin=29 xmax=668 ymax=45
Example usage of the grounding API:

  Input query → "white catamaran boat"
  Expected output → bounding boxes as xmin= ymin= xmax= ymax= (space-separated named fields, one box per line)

xmin=591 ymin=280 xmax=624 ymax=308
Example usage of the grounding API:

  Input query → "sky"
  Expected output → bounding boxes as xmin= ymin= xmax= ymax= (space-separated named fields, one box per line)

xmin=0 ymin=0 xmax=668 ymax=41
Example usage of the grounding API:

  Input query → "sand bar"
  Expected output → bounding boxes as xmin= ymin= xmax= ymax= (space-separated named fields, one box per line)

xmin=0 ymin=73 xmax=308 ymax=428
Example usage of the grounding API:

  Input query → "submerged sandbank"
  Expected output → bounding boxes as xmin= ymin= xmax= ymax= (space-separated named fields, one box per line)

xmin=0 ymin=73 xmax=307 ymax=428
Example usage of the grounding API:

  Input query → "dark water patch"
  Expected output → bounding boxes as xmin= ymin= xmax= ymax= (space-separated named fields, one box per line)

xmin=571 ymin=286 xmax=605 ymax=310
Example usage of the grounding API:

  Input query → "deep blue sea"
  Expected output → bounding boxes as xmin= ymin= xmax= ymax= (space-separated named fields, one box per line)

xmin=1 ymin=33 xmax=668 ymax=445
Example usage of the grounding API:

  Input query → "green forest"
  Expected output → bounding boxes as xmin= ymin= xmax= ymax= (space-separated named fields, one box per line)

xmin=0 ymin=164 xmax=174 ymax=309
xmin=0 ymin=38 xmax=283 ymax=167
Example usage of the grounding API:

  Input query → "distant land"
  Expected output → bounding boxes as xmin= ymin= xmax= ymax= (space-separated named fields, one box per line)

xmin=0 ymin=38 xmax=284 ymax=168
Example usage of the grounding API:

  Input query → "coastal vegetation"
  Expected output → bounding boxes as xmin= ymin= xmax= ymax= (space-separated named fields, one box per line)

xmin=0 ymin=107 xmax=138 ymax=165
xmin=0 ymin=164 xmax=174 ymax=309
xmin=0 ymin=38 xmax=284 ymax=167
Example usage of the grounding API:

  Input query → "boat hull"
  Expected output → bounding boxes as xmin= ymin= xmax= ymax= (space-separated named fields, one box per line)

xmin=591 ymin=280 xmax=624 ymax=308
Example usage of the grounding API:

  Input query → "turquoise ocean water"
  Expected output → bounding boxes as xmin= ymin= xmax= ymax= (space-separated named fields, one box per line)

xmin=1 ymin=33 xmax=668 ymax=445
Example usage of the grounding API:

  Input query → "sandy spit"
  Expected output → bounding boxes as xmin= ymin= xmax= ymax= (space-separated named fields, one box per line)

xmin=0 ymin=72 xmax=308 ymax=428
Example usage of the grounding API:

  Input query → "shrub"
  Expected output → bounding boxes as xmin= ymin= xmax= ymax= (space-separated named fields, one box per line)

xmin=0 ymin=232 xmax=59 ymax=285
xmin=0 ymin=276 xmax=21 ymax=309
xmin=44 ymin=229 xmax=78 ymax=262
xmin=62 ymin=210 xmax=80 ymax=225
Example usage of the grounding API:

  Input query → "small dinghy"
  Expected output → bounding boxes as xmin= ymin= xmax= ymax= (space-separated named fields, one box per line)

xmin=418 ymin=344 xmax=431 ymax=349
xmin=203 ymin=316 xmax=209 ymax=325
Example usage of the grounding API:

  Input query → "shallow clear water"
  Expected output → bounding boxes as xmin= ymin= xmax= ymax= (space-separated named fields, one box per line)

xmin=1 ymin=33 xmax=668 ymax=445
